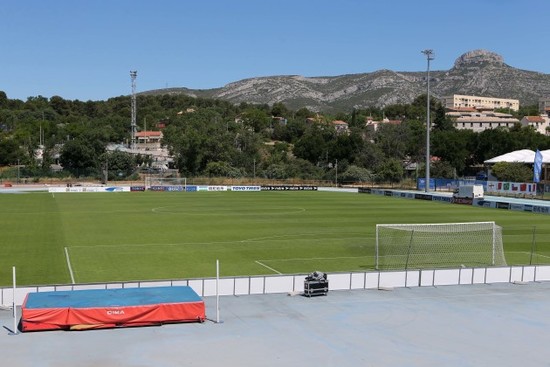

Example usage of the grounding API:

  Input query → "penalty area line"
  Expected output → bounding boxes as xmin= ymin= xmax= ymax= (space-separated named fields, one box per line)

xmin=255 ymin=260 xmax=282 ymax=275
xmin=64 ymin=247 xmax=76 ymax=284
xmin=511 ymin=251 xmax=550 ymax=260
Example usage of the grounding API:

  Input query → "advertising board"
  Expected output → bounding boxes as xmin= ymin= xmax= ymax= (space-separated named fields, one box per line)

xmin=48 ymin=186 xmax=130 ymax=193
xmin=262 ymin=185 xmax=318 ymax=191
xmin=231 ymin=186 xmax=261 ymax=191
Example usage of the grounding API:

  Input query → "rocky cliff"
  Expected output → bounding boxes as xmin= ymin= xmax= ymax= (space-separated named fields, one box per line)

xmin=143 ymin=50 xmax=550 ymax=112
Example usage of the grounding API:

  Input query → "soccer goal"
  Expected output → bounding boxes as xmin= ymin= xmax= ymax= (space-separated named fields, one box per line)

xmin=375 ymin=221 xmax=507 ymax=270
xmin=144 ymin=177 xmax=187 ymax=189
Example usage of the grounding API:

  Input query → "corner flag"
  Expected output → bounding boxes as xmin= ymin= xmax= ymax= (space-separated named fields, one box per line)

xmin=534 ymin=149 xmax=543 ymax=183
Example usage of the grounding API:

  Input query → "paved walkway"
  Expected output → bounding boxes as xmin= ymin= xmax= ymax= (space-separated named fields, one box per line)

xmin=2 ymin=282 xmax=550 ymax=367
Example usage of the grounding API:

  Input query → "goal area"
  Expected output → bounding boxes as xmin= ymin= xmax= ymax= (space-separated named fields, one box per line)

xmin=375 ymin=222 xmax=507 ymax=270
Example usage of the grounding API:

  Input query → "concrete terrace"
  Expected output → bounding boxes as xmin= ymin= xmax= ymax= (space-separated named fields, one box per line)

xmin=2 ymin=282 xmax=550 ymax=367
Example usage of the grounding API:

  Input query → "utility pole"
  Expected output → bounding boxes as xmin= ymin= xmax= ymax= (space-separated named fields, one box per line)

xmin=130 ymin=71 xmax=137 ymax=150
xmin=335 ymin=159 xmax=338 ymax=186
xmin=421 ymin=50 xmax=434 ymax=192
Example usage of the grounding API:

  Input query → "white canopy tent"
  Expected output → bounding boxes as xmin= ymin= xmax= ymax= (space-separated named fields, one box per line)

xmin=483 ymin=149 xmax=550 ymax=183
xmin=484 ymin=149 xmax=550 ymax=164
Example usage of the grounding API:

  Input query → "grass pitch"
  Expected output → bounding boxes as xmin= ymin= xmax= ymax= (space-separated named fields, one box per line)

xmin=1 ymin=190 xmax=549 ymax=286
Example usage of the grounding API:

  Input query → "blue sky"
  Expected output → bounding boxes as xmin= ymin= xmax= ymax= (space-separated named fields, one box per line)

xmin=2 ymin=0 xmax=548 ymax=101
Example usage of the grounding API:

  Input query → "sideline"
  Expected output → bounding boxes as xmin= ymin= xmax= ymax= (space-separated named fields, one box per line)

xmin=64 ymin=247 xmax=76 ymax=284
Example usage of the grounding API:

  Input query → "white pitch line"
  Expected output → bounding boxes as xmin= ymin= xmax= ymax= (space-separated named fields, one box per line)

xmin=521 ymin=252 xmax=550 ymax=260
xmin=69 ymin=232 xmax=372 ymax=249
xmin=255 ymin=260 xmax=282 ymax=275
xmin=510 ymin=251 xmax=550 ymax=260
xmin=64 ymin=247 xmax=76 ymax=284
xmin=257 ymin=255 xmax=374 ymax=262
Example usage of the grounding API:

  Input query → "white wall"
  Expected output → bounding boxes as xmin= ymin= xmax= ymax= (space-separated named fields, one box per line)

xmin=2 ymin=265 xmax=549 ymax=307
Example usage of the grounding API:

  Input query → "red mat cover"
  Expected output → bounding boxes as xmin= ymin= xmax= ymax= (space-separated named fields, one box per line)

xmin=21 ymin=286 xmax=206 ymax=331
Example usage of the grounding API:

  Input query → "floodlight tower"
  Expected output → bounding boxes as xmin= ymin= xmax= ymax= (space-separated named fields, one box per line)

xmin=421 ymin=50 xmax=434 ymax=192
xmin=130 ymin=71 xmax=138 ymax=150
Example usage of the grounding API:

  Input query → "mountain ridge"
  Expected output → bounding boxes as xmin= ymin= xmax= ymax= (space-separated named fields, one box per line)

xmin=141 ymin=50 xmax=550 ymax=112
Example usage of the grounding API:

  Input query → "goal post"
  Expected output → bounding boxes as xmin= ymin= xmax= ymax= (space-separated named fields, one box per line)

xmin=375 ymin=221 xmax=506 ymax=270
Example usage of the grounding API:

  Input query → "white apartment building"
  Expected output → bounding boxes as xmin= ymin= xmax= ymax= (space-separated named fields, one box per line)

xmin=441 ymin=94 xmax=519 ymax=112
xmin=450 ymin=111 xmax=520 ymax=133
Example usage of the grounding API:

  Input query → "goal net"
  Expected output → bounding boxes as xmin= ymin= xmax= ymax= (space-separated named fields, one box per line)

xmin=375 ymin=221 xmax=506 ymax=270
xmin=144 ymin=177 xmax=187 ymax=189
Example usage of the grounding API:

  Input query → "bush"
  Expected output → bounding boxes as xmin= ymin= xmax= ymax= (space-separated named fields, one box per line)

xmin=430 ymin=161 xmax=456 ymax=179
xmin=339 ymin=165 xmax=373 ymax=184
xmin=204 ymin=161 xmax=242 ymax=178
xmin=491 ymin=162 xmax=532 ymax=182
xmin=375 ymin=159 xmax=403 ymax=183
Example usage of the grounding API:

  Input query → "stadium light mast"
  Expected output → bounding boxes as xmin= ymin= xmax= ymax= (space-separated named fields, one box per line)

xmin=421 ymin=50 xmax=434 ymax=192
xmin=130 ymin=71 xmax=138 ymax=150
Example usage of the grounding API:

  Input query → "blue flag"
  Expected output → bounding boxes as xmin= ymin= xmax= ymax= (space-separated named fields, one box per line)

xmin=534 ymin=149 xmax=543 ymax=183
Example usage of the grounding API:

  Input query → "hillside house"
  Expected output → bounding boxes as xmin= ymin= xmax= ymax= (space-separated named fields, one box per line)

xmin=365 ymin=117 xmax=402 ymax=132
xmin=136 ymin=131 xmax=163 ymax=150
xmin=521 ymin=116 xmax=549 ymax=135
xmin=332 ymin=120 xmax=349 ymax=134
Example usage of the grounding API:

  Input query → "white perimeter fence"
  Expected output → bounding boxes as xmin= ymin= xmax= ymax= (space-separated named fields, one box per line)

xmin=2 ymin=265 xmax=550 ymax=307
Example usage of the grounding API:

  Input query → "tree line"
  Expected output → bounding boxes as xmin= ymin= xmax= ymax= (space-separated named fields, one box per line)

xmin=0 ymin=90 xmax=547 ymax=183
